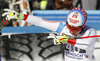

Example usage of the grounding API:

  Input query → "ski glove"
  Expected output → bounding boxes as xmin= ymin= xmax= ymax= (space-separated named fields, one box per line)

xmin=47 ymin=34 xmax=70 ymax=45
xmin=58 ymin=35 xmax=69 ymax=44
xmin=47 ymin=33 xmax=61 ymax=45
xmin=2 ymin=9 xmax=24 ymax=20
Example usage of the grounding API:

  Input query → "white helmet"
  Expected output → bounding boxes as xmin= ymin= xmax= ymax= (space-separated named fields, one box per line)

xmin=66 ymin=7 xmax=87 ymax=28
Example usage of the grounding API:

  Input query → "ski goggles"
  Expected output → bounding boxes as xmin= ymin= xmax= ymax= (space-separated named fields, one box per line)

xmin=67 ymin=23 xmax=82 ymax=32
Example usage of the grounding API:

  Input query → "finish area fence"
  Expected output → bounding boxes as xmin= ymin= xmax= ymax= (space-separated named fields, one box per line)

xmin=1 ymin=10 xmax=100 ymax=61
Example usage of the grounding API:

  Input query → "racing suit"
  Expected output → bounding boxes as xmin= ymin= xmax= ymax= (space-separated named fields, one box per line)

xmin=23 ymin=14 xmax=97 ymax=61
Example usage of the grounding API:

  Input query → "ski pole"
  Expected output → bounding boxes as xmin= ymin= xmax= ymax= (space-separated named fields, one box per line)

xmin=77 ymin=35 xmax=100 ymax=39
xmin=0 ymin=19 xmax=8 ymax=30
xmin=59 ymin=35 xmax=100 ymax=41
xmin=3 ymin=19 xmax=8 ymax=25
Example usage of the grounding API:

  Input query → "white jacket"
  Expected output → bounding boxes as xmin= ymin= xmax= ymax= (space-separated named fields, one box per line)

xmin=23 ymin=15 xmax=97 ymax=61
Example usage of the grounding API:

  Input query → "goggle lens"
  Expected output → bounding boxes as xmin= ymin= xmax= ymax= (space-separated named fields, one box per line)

xmin=67 ymin=23 xmax=82 ymax=31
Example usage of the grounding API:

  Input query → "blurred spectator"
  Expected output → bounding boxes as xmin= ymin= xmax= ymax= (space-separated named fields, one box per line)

xmin=73 ymin=0 xmax=82 ymax=8
xmin=33 ymin=0 xmax=40 ymax=10
xmin=96 ymin=0 xmax=100 ymax=10
xmin=74 ymin=0 xmax=97 ymax=10
xmin=46 ymin=0 xmax=55 ymax=10
xmin=40 ymin=0 xmax=55 ymax=10
xmin=29 ymin=0 xmax=34 ymax=11
xmin=81 ymin=0 xmax=97 ymax=10
xmin=54 ymin=0 xmax=74 ymax=10
xmin=40 ymin=0 xmax=47 ymax=10
xmin=33 ymin=0 xmax=75 ymax=10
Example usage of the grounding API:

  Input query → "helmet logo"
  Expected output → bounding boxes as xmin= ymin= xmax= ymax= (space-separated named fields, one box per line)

xmin=72 ymin=12 xmax=78 ymax=19
xmin=69 ymin=18 xmax=79 ymax=24
xmin=69 ymin=12 xmax=79 ymax=24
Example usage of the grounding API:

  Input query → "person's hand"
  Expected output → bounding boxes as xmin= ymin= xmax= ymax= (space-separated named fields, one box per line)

xmin=47 ymin=33 xmax=75 ymax=45
xmin=47 ymin=33 xmax=62 ymax=45
xmin=47 ymin=34 xmax=70 ymax=45
xmin=58 ymin=35 xmax=69 ymax=44
xmin=2 ymin=9 xmax=18 ymax=20
xmin=2 ymin=9 xmax=24 ymax=20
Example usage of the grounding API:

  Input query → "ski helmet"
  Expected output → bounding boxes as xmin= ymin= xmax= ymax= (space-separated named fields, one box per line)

xmin=66 ymin=7 xmax=87 ymax=31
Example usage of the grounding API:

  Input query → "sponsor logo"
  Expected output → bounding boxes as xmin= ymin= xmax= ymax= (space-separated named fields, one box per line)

xmin=42 ymin=19 xmax=60 ymax=23
xmin=69 ymin=18 xmax=79 ymax=24
xmin=66 ymin=51 xmax=83 ymax=60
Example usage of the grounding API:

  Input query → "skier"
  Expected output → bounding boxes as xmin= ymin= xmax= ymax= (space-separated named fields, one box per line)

xmin=2 ymin=7 xmax=96 ymax=61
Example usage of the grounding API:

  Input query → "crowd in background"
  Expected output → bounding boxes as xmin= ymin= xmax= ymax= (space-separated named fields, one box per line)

xmin=31 ymin=0 xmax=100 ymax=10
xmin=0 ymin=0 xmax=100 ymax=27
